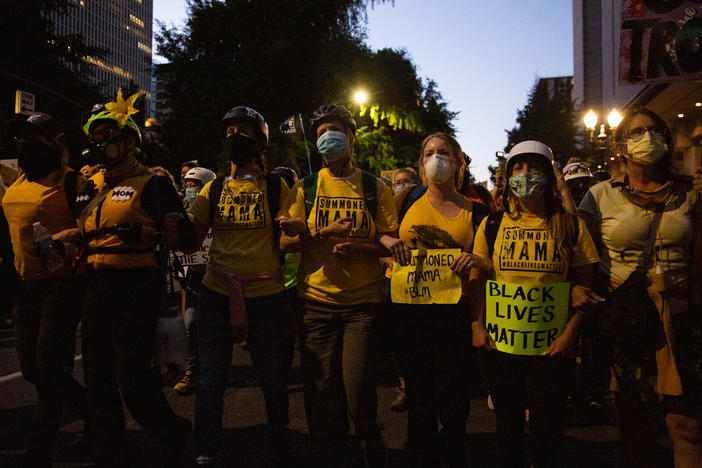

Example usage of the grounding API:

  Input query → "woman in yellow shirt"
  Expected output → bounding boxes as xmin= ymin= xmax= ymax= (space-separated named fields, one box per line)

xmin=188 ymin=107 xmax=293 ymax=466
xmin=470 ymin=141 xmax=601 ymax=467
xmin=388 ymin=132 xmax=489 ymax=467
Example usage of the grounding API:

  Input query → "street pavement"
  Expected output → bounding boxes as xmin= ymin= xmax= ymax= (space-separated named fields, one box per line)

xmin=0 ymin=321 xmax=674 ymax=467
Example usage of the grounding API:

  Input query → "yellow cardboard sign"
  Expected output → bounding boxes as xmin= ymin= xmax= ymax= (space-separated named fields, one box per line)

xmin=485 ymin=280 xmax=570 ymax=355
xmin=391 ymin=249 xmax=462 ymax=304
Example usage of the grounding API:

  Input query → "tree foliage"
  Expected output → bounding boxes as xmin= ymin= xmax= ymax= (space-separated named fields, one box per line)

xmin=504 ymin=77 xmax=580 ymax=164
xmin=154 ymin=0 xmax=455 ymax=175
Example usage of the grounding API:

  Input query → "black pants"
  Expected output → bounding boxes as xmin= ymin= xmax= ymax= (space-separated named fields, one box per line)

xmin=395 ymin=301 xmax=474 ymax=467
xmin=14 ymin=276 xmax=89 ymax=463
xmin=481 ymin=351 xmax=575 ymax=468
xmin=82 ymin=268 xmax=189 ymax=467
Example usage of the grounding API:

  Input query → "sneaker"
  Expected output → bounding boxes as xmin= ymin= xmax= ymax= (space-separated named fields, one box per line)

xmin=196 ymin=455 xmax=217 ymax=465
xmin=362 ymin=433 xmax=388 ymax=468
xmin=174 ymin=370 xmax=197 ymax=394
xmin=390 ymin=389 xmax=407 ymax=412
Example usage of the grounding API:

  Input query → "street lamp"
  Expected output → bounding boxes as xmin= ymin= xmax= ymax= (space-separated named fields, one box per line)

xmin=353 ymin=89 xmax=368 ymax=106
xmin=607 ymin=109 xmax=623 ymax=129
xmin=584 ymin=108 xmax=621 ymax=166
xmin=584 ymin=110 xmax=598 ymax=131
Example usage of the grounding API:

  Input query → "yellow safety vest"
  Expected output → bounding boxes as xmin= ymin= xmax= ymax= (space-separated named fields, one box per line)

xmin=82 ymin=174 xmax=160 ymax=269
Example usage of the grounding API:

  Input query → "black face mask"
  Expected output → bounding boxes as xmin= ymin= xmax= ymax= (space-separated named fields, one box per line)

xmin=224 ymin=133 xmax=259 ymax=165
xmin=16 ymin=139 xmax=61 ymax=181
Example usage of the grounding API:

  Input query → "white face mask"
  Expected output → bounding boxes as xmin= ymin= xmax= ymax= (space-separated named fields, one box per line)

xmin=626 ymin=131 xmax=668 ymax=165
xmin=424 ymin=153 xmax=452 ymax=184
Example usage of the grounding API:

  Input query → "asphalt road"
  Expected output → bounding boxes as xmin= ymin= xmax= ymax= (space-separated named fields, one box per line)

xmin=0 ymin=320 xmax=674 ymax=467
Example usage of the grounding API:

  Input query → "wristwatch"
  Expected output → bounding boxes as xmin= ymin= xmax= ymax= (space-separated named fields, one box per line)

xmin=312 ymin=230 xmax=325 ymax=241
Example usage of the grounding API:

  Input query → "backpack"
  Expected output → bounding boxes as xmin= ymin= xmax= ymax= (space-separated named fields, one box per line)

xmin=302 ymin=169 xmax=377 ymax=222
xmin=397 ymin=184 xmax=490 ymax=235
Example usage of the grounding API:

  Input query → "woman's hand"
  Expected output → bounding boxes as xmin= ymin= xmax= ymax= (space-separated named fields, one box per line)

xmin=381 ymin=237 xmax=411 ymax=266
xmin=322 ymin=216 xmax=354 ymax=238
xmin=571 ymin=285 xmax=605 ymax=310
xmin=545 ymin=329 xmax=577 ymax=359
xmin=451 ymin=252 xmax=493 ymax=278
xmin=52 ymin=228 xmax=82 ymax=245
xmin=450 ymin=251 xmax=477 ymax=278
xmin=331 ymin=241 xmax=354 ymax=258
xmin=471 ymin=321 xmax=496 ymax=350
xmin=52 ymin=228 xmax=82 ymax=260
xmin=277 ymin=218 xmax=307 ymax=237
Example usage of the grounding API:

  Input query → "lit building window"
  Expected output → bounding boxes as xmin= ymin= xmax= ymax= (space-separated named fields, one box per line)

xmin=83 ymin=56 xmax=133 ymax=79
xmin=138 ymin=41 xmax=152 ymax=54
xmin=130 ymin=14 xmax=144 ymax=28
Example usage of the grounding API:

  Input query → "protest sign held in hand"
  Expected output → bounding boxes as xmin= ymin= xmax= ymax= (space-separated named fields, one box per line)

xmin=171 ymin=229 xmax=212 ymax=266
xmin=485 ymin=280 xmax=570 ymax=355
xmin=391 ymin=248 xmax=462 ymax=305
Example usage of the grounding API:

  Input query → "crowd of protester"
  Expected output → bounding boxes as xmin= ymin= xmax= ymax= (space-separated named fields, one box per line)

xmin=0 ymin=91 xmax=701 ymax=468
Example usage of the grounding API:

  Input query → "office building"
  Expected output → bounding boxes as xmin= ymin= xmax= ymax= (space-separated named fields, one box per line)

xmin=47 ymin=0 xmax=153 ymax=113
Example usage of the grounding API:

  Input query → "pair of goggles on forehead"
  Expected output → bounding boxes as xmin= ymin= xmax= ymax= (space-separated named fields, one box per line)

xmin=624 ymin=125 xmax=666 ymax=142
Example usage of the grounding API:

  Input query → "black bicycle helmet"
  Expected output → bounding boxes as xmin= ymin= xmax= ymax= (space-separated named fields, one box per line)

xmin=310 ymin=104 xmax=356 ymax=136
xmin=221 ymin=106 xmax=269 ymax=146
xmin=4 ymin=112 xmax=64 ymax=141
xmin=270 ymin=166 xmax=298 ymax=189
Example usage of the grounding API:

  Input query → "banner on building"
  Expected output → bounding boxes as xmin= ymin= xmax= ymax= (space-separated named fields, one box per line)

xmin=620 ymin=1 xmax=702 ymax=83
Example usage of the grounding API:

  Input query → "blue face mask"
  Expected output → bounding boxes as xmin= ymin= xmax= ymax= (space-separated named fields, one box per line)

xmin=316 ymin=131 xmax=348 ymax=162
xmin=184 ymin=188 xmax=199 ymax=202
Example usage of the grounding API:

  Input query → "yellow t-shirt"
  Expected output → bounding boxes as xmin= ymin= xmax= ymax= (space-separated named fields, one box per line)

xmin=473 ymin=211 xmax=599 ymax=285
xmin=279 ymin=168 xmax=399 ymax=305
xmin=398 ymin=193 xmax=476 ymax=293
xmin=2 ymin=167 xmax=77 ymax=279
xmin=190 ymin=175 xmax=290 ymax=298
xmin=399 ymin=193 xmax=476 ymax=250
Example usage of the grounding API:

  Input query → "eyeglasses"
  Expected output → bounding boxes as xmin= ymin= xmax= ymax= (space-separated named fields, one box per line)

xmin=624 ymin=125 xmax=665 ymax=142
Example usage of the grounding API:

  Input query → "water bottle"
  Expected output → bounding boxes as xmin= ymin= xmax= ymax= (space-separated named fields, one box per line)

xmin=32 ymin=222 xmax=64 ymax=271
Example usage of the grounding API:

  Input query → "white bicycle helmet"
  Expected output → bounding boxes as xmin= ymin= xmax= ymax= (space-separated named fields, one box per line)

xmin=184 ymin=167 xmax=216 ymax=186
xmin=562 ymin=162 xmax=593 ymax=181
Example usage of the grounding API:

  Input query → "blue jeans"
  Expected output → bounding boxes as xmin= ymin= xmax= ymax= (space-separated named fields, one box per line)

xmin=194 ymin=287 xmax=293 ymax=457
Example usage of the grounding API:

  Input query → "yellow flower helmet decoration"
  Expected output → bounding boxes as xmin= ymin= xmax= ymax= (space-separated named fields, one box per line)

xmin=83 ymin=89 xmax=142 ymax=146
